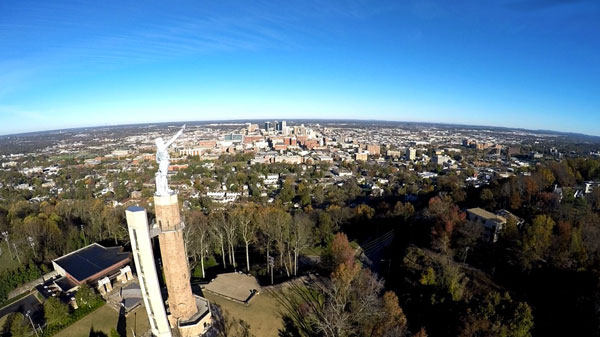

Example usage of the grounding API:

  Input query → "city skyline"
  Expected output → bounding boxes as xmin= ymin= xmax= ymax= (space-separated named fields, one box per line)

xmin=1 ymin=0 xmax=599 ymax=135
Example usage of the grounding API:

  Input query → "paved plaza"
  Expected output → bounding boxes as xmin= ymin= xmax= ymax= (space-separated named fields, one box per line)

xmin=203 ymin=272 xmax=260 ymax=304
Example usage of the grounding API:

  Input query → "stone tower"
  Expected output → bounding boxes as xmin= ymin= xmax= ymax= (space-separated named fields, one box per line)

xmin=154 ymin=193 xmax=202 ymax=328
xmin=126 ymin=125 xmax=211 ymax=337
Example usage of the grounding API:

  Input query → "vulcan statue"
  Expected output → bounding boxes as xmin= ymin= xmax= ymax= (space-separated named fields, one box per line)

xmin=155 ymin=124 xmax=185 ymax=196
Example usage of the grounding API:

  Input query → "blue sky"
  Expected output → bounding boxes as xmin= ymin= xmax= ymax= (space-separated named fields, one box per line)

xmin=0 ymin=0 xmax=599 ymax=135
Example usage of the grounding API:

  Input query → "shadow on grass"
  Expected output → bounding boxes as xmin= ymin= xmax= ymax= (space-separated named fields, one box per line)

xmin=88 ymin=326 xmax=108 ymax=337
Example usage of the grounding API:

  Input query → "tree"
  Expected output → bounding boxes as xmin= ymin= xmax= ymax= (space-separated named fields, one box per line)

xmin=222 ymin=210 xmax=238 ymax=269
xmin=273 ymin=209 xmax=293 ymax=277
xmin=188 ymin=211 xmax=212 ymax=278
xmin=258 ymin=207 xmax=277 ymax=283
xmin=291 ymin=212 xmax=313 ymax=275
xmin=460 ymin=292 xmax=534 ymax=337
xmin=480 ymin=188 xmax=495 ymax=208
xmin=44 ymin=296 xmax=70 ymax=326
xmin=210 ymin=211 xmax=228 ymax=269
xmin=277 ymin=241 xmax=409 ymax=337
xmin=75 ymin=284 xmax=99 ymax=308
xmin=509 ymin=191 xmax=522 ymax=210
xmin=354 ymin=204 xmax=375 ymax=222
xmin=322 ymin=233 xmax=355 ymax=273
xmin=279 ymin=180 xmax=295 ymax=203
xmin=7 ymin=313 xmax=29 ymax=337
xmin=102 ymin=206 xmax=126 ymax=245
xmin=370 ymin=291 xmax=408 ymax=337
xmin=392 ymin=201 xmax=415 ymax=223
xmin=317 ymin=211 xmax=335 ymax=244
xmin=425 ymin=196 xmax=465 ymax=254
xmin=537 ymin=167 xmax=555 ymax=189
xmin=522 ymin=215 xmax=555 ymax=268
xmin=233 ymin=205 xmax=258 ymax=272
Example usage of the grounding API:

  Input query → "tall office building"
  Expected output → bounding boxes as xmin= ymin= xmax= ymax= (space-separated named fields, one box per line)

xmin=406 ymin=147 xmax=416 ymax=161
xmin=264 ymin=121 xmax=271 ymax=131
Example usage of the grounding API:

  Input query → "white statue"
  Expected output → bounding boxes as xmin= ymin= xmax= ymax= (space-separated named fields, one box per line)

xmin=155 ymin=125 xmax=185 ymax=196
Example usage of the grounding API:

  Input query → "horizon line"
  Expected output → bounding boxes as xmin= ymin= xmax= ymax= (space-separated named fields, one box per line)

xmin=2 ymin=118 xmax=599 ymax=139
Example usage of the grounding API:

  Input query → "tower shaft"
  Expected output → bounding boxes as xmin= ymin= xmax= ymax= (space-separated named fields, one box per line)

xmin=154 ymin=194 xmax=197 ymax=322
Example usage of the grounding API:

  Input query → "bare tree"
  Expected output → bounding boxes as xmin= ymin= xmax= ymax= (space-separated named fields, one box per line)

xmin=223 ymin=209 xmax=238 ymax=269
xmin=273 ymin=209 xmax=292 ymax=277
xmin=257 ymin=207 xmax=274 ymax=282
xmin=210 ymin=211 xmax=227 ymax=269
xmin=184 ymin=210 xmax=212 ymax=278
xmin=291 ymin=212 xmax=314 ymax=276
xmin=234 ymin=205 xmax=258 ymax=272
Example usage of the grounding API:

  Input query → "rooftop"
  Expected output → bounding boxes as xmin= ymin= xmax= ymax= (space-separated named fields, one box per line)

xmin=466 ymin=207 xmax=507 ymax=223
xmin=52 ymin=243 xmax=130 ymax=283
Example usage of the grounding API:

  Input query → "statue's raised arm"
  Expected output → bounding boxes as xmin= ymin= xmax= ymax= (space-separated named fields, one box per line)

xmin=165 ymin=124 xmax=185 ymax=149
xmin=154 ymin=124 xmax=185 ymax=196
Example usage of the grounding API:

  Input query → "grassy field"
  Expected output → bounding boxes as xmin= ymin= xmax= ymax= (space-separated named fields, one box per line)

xmin=0 ymin=241 xmax=22 ymax=273
xmin=54 ymin=304 xmax=149 ymax=337
xmin=204 ymin=291 xmax=283 ymax=337
xmin=53 ymin=292 xmax=281 ymax=337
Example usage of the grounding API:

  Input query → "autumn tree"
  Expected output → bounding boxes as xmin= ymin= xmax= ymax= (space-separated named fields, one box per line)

xmin=392 ymin=201 xmax=415 ymax=224
xmin=425 ymin=195 xmax=465 ymax=254
xmin=277 ymin=233 xmax=410 ymax=337
xmin=521 ymin=215 xmax=555 ymax=268
xmin=370 ymin=291 xmax=408 ymax=337
xmin=459 ymin=292 xmax=534 ymax=337
xmin=322 ymin=232 xmax=355 ymax=272
xmin=537 ymin=167 xmax=555 ymax=189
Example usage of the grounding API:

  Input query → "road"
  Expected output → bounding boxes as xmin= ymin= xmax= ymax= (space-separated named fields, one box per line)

xmin=0 ymin=294 xmax=44 ymax=325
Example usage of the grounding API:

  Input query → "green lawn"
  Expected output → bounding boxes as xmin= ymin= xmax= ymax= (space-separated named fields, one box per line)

xmin=0 ymin=241 xmax=22 ymax=273
xmin=204 ymin=291 xmax=283 ymax=337
xmin=53 ymin=304 xmax=149 ymax=337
